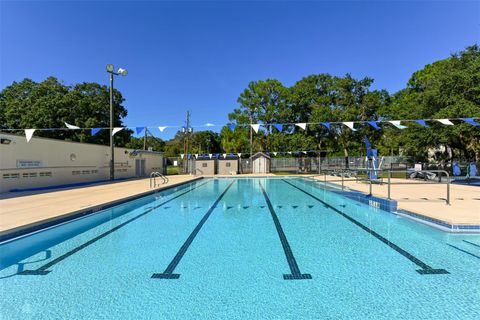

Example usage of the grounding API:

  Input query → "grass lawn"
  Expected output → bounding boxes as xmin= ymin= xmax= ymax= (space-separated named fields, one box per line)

xmin=166 ymin=166 xmax=180 ymax=175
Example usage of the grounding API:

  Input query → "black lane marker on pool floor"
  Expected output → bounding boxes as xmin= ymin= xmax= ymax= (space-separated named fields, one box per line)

xmin=463 ymin=240 xmax=480 ymax=249
xmin=448 ymin=244 xmax=480 ymax=260
xmin=152 ymin=180 xmax=236 ymax=279
xmin=259 ymin=181 xmax=312 ymax=280
xmin=282 ymin=179 xmax=449 ymax=275
xmin=19 ymin=180 xmax=212 ymax=276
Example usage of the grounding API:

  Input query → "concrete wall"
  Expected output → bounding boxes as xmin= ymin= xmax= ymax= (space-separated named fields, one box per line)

xmin=0 ymin=133 xmax=163 ymax=193
xmin=194 ymin=159 xmax=215 ymax=175
xmin=218 ymin=159 xmax=238 ymax=175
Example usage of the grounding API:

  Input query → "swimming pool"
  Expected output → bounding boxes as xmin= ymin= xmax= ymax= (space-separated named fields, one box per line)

xmin=1 ymin=178 xmax=479 ymax=319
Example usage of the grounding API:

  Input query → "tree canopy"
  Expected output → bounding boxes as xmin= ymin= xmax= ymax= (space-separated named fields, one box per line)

xmin=221 ymin=45 xmax=480 ymax=161
xmin=0 ymin=77 xmax=132 ymax=146
xmin=1 ymin=45 xmax=479 ymax=161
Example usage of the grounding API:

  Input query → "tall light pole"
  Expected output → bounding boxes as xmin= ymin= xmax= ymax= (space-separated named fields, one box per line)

xmin=106 ymin=64 xmax=128 ymax=181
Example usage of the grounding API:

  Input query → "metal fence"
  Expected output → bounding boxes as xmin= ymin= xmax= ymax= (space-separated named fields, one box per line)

xmin=165 ymin=155 xmax=478 ymax=177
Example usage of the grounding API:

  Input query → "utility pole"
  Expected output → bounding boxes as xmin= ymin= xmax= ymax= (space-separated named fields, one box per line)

xmin=183 ymin=111 xmax=191 ymax=173
xmin=143 ymin=128 xmax=148 ymax=150
xmin=106 ymin=64 xmax=127 ymax=181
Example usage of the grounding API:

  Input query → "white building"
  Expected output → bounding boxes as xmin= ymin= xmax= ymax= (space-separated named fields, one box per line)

xmin=251 ymin=152 xmax=271 ymax=174
xmin=0 ymin=133 xmax=164 ymax=193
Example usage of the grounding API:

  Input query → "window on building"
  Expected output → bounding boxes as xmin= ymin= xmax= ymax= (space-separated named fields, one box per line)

xmin=226 ymin=163 xmax=231 ymax=167
xmin=202 ymin=163 xmax=208 ymax=168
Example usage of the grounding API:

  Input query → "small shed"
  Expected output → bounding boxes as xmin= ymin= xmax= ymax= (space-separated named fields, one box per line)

xmin=194 ymin=156 xmax=215 ymax=175
xmin=252 ymin=152 xmax=271 ymax=174
xmin=217 ymin=154 xmax=239 ymax=175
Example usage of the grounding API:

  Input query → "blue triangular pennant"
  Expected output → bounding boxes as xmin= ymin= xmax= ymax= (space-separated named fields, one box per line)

xmin=272 ymin=124 xmax=283 ymax=132
xmin=415 ymin=120 xmax=428 ymax=127
xmin=135 ymin=127 xmax=145 ymax=135
xmin=462 ymin=118 xmax=480 ymax=127
xmin=367 ymin=121 xmax=381 ymax=130
xmin=91 ymin=128 xmax=101 ymax=135
xmin=321 ymin=122 xmax=330 ymax=130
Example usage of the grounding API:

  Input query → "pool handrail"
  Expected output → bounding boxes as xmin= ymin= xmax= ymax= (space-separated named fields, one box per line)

xmin=314 ymin=168 xmax=451 ymax=205
xmin=150 ymin=172 xmax=168 ymax=188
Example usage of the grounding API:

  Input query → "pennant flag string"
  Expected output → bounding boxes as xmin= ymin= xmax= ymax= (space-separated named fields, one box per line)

xmin=3 ymin=117 xmax=479 ymax=134
xmin=462 ymin=118 xmax=480 ymax=127
xmin=273 ymin=124 xmax=283 ymax=132
xmin=112 ymin=127 xmax=124 ymax=136
xmin=415 ymin=120 xmax=428 ymax=127
xmin=367 ymin=121 xmax=381 ymax=130
xmin=437 ymin=119 xmax=454 ymax=126
xmin=25 ymin=129 xmax=36 ymax=142
xmin=321 ymin=122 xmax=330 ymax=130
xmin=65 ymin=122 xmax=80 ymax=129
xmin=295 ymin=123 xmax=306 ymax=130
xmin=389 ymin=120 xmax=407 ymax=129
xmin=343 ymin=122 xmax=357 ymax=131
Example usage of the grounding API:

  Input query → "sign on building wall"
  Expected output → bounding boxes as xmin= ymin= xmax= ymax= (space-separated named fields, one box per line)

xmin=16 ymin=160 xmax=43 ymax=168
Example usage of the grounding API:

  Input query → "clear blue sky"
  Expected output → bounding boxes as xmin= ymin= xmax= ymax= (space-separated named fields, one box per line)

xmin=1 ymin=1 xmax=479 ymax=138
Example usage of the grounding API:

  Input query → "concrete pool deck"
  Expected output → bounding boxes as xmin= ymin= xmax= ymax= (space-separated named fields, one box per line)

xmin=0 ymin=175 xmax=201 ymax=240
xmin=312 ymin=175 xmax=480 ymax=228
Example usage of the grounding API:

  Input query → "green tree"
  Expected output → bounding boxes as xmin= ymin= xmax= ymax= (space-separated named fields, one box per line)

xmin=379 ymin=45 xmax=480 ymax=161
xmin=0 ymin=77 xmax=133 ymax=146
xmin=125 ymin=136 xmax=165 ymax=151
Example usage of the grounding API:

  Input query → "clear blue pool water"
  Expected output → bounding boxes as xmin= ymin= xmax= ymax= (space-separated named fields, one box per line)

xmin=1 ymin=178 xmax=479 ymax=319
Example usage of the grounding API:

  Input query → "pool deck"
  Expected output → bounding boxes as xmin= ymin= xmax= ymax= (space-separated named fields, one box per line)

xmin=0 ymin=175 xmax=201 ymax=240
xmin=313 ymin=175 xmax=480 ymax=228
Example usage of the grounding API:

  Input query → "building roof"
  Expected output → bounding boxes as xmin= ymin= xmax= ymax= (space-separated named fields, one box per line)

xmin=251 ymin=152 xmax=271 ymax=160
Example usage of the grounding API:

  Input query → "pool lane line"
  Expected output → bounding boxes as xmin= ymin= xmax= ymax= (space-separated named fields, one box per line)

xmin=448 ymin=244 xmax=480 ymax=260
xmin=259 ymin=181 xmax=312 ymax=280
xmin=152 ymin=180 xmax=236 ymax=279
xmin=18 ymin=180 xmax=212 ymax=276
xmin=463 ymin=240 xmax=480 ymax=249
xmin=282 ymin=179 xmax=449 ymax=275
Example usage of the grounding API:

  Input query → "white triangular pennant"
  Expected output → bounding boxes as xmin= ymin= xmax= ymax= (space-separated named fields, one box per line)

xmin=222 ymin=153 xmax=227 ymax=159
xmin=25 ymin=129 xmax=36 ymax=142
xmin=273 ymin=152 xmax=277 ymax=156
xmin=158 ymin=126 xmax=168 ymax=132
xmin=302 ymin=151 xmax=307 ymax=154
xmin=251 ymin=124 xmax=260 ymax=133
xmin=65 ymin=122 xmax=80 ymax=129
xmin=180 ymin=154 xmax=184 ymax=159
xmin=343 ymin=122 xmax=357 ymax=131
xmin=288 ymin=151 xmax=292 ymax=154
xmin=389 ymin=120 xmax=407 ymax=129
xmin=112 ymin=127 xmax=123 ymax=136
xmin=209 ymin=154 xmax=213 ymax=159
xmin=237 ymin=153 xmax=242 ymax=157
xmin=437 ymin=119 xmax=454 ymax=126
xmin=194 ymin=154 xmax=198 ymax=159
xmin=295 ymin=123 xmax=307 ymax=130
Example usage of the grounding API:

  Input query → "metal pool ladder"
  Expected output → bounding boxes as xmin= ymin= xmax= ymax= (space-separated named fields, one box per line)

xmin=150 ymin=172 xmax=168 ymax=188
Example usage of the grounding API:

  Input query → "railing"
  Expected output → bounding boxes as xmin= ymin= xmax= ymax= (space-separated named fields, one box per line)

xmin=314 ymin=168 xmax=451 ymax=205
xmin=150 ymin=172 xmax=168 ymax=188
